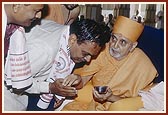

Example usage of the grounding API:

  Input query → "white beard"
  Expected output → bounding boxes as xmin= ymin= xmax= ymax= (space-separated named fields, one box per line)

xmin=109 ymin=48 xmax=121 ymax=60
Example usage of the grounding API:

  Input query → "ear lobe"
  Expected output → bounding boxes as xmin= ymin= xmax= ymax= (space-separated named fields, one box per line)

xmin=90 ymin=42 xmax=98 ymax=47
xmin=69 ymin=34 xmax=77 ymax=44
xmin=13 ymin=4 xmax=21 ymax=13
xmin=130 ymin=42 xmax=138 ymax=52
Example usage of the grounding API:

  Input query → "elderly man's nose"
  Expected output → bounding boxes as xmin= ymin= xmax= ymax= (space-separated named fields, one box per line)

xmin=114 ymin=41 xmax=119 ymax=48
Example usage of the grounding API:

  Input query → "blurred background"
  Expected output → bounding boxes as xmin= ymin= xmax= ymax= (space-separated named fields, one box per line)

xmin=78 ymin=3 xmax=164 ymax=30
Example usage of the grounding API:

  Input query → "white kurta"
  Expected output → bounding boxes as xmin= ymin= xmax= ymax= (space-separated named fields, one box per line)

xmin=25 ymin=19 xmax=70 ymax=94
xmin=4 ymin=19 xmax=70 ymax=111
xmin=37 ymin=30 xmax=75 ymax=110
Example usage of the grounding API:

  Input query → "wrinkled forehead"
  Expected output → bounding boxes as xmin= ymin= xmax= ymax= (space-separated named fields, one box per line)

xmin=112 ymin=33 xmax=132 ymax=42
xmin=113 ymin=33 xmax=123 ymax=38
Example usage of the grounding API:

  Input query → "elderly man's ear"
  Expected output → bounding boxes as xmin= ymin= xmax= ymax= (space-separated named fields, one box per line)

xmin=130 ymin=42 xmax=138 ymax=52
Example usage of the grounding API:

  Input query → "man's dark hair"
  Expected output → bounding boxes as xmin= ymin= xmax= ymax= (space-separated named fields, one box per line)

xmin=70 ymin=19 xmax=111 ymax=47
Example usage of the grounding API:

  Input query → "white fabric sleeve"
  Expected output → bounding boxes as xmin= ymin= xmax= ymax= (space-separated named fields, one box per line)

xmin=25 ymin=80 xmax=50 ymax=93
xmin=24 ymin=20 xmax=68 ymax=94
xmin=24 ymin=40 xmax=53 ymax=93
xmin=8 ymin=27 xmax=32 ymax=89
xmin=138 ymin=81 xmax=164 ymax=111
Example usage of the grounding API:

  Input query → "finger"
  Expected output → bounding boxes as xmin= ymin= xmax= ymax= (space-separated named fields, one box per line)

xmin=93 ymin=89 xmax=100 ymax=98
xmin=93 ymin=92 xmax=104 ymax=102
xmin=71 ymin=79 xmax=80 ymax=86
xmin=54 ymin=98 xmax=65 ymax=109
xmin=66 ymin=74 xmax=80 ymax=86
xmin=64 ymin=78 xmax=79 ymax=86
xmin=61 ymin=86 xmax=77 ymax=94
xmin=106 ymin=88 xmax=112 ymax=95
xmin=107 ymin=87 xmax=111 ymax=92
xmin=62 ymin=75 xmax=76 ymax=86
xmin=62 ymin=77 xmax=71 ymax=86
xmin=62 ymin=85 xmax=76 ymax=90
xmin=59 ymin=90 xmax=77 ymax=97
xmin=66 ymin=79 xmax=76 ymax=86
xmin=61 ymin=90 xmax=77 ymax=97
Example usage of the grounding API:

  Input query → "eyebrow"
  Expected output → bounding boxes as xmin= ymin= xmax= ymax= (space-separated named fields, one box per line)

xmin=112 ymin=34 xmax=129 ymax=42
xmin=112 ymin=34 xmax=117 ymax=39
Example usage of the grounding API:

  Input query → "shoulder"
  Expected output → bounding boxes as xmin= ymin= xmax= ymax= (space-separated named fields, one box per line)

xmin=33 ymin=19 xmax=69 ymax=34
xmin=39 ymin=19 xmax=69 ymax=31
xmin=133 ymin=48 xmax=148 ymax=57
xmin=132 ymin=48 xmax=153 ymax=63
xmin=26 ymin=19 xmax=69 ymax=35
xmin=25 ymin=19 xmax=69 ymax=40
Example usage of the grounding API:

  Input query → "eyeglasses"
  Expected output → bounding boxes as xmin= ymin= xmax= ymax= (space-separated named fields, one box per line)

xmin=63 ymin=4 xmax=79 ymax=25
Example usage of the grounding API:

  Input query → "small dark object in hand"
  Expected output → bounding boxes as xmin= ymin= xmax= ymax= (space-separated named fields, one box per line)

xmin=94 ymin=86 xmax=108 ymax=94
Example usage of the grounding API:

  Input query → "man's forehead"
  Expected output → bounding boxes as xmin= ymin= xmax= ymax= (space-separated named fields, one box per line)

xmin=113 ymin=33 xmax=123 ymax=37
xmin=112 ymin=33 xmax=127 ymax=39
xmin=112 ymin=33 xmax=131 ymax=42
